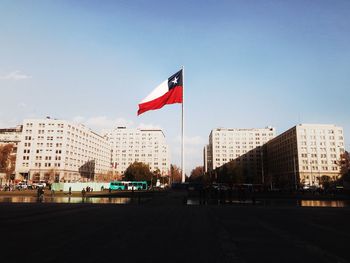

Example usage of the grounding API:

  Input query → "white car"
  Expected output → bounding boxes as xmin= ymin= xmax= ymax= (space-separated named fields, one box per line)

xmin=33 ymin=181 xmax=47 ymax=188
xmin=16 ymin=183 xmax=28 ymax=190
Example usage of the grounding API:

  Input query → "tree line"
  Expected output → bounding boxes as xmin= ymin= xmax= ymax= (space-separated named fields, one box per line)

xmin=187 ymin=151 xmax=350 ymax=190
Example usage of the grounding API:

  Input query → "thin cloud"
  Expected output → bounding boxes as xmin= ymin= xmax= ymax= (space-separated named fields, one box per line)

xmin=71 ymin=116 xmax=134 ymax=132
xmin=0 ymin=70 xmax=32 ymax=80
xmin=175 ymin=135 xmax=206 ymax=145
xmin=0 ymin=119 xmax=20 ymax=128
xmin=137 ymin=123 xmax=162 ymax=130
xmin=18 ymin=102 xmax=27 ymax=108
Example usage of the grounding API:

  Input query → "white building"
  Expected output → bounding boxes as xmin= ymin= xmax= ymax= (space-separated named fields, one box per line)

xmin=15 ymin=118 xmax=111 ymax=182
xmin=206 ymin=127 xmax=276 ymax=172
xmin=106 ymin=127 xmax=170 ymax=176
xmin=266 ymin=124 xmax=345 ymax=187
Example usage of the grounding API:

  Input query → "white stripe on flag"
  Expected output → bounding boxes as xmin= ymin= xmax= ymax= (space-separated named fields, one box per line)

xmin=140 ymin=79 xmax=168 ymax=103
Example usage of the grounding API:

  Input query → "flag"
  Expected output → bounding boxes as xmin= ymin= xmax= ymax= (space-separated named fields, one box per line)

xmin=138 ymin=69 xmax=183 ymax=115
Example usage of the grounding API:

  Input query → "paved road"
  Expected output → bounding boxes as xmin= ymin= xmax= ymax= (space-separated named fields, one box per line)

xmin=0 ymin=192 xmax=349 ymax=263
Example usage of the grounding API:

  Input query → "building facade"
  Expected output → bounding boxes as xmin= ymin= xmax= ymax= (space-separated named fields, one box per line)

xmin=0 ymin=125 xmax=23 ymax=152
xmin=0 ymin=125 xmax=23 ymax=184
xmin=205 ymin=127 xmax=276 ymax=181
xmin=266 ymin=124 xmax=345 ymax=188
xmin=15 ymin=118 xmax=111 ymax=182
xmin=106 ymin=127 xmax=170 ymax=176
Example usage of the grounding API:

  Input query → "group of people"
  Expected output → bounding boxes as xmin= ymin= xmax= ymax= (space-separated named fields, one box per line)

xmin=81 ymin=186 xmax=93 ymax=197
xmin=37 ymin=187 xmax=45 ymax=201
xmin=1 ymin=184 xmax=14 ymax=191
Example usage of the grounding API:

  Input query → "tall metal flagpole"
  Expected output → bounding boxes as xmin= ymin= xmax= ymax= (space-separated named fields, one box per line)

xmin=181 ymin=66 xmax=185 ymax=183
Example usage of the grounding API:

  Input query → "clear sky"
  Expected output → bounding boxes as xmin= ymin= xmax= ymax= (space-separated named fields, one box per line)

xmin=1 ymin=0 xmax=349 ymax=174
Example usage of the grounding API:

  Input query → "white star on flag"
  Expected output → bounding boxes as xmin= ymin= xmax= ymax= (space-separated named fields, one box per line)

xmin=172 ymin=77 xmax=178 ymax=85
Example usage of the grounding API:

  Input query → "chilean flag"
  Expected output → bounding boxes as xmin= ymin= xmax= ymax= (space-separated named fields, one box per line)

xmin=138 ymin=69 xmax=183 ymax=115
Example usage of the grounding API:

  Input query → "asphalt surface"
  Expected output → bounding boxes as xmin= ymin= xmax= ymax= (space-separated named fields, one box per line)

xmin=1 ymin=191 xmax=350 ymax=263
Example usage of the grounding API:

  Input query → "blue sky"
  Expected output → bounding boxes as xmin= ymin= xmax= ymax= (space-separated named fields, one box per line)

xmin=1 ymin=0 xmax=349 ymax=174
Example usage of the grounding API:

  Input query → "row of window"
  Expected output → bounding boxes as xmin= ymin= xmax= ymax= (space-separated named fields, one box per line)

xmin=214 ymin=132 xmax=274 ymax=137
xmin=301 ymin=166 xmax=338 ymax=171
xmin=26 ymin=122 xmax=64 ymax=128
xmin=33 ymin=156 xmax=62 ymax=161
xmin=34 ymin=143 xmax=62 ymax=148
xmin=34 ymin=163 xmax=61 ymax=168
xmin=112 ymin=137 xmax=161 ymax=141
xmin=299 ymin=135 xmax=343 ymax=140
xmin=301 ymin=153 xmax=337 ymax=158
xmin=301 ymin=159 xmax=337 ymax=165
xmin=299 ymin=129 xmax=342 ymax=134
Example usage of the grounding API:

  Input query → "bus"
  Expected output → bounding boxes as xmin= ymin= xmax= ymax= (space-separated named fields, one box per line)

xmin=109 ymin=181 xmax=148 ymax=191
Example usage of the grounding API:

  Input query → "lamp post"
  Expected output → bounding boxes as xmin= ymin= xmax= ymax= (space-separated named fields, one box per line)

xmin=306 ymin=145 xmax=314 ymax=187
xmin=293 ymin=155 xmax=297 ymax=191
xmin=291 ymin=143 xmax=298 ymax=191
xmin=260 ymin=148 xmax=265 ymax=185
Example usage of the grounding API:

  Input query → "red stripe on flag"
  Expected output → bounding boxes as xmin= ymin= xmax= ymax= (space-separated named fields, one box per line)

xmin=138 ymin=86 xmax=183 ymax=115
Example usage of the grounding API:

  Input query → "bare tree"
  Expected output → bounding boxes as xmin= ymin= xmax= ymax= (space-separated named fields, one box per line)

xmin=189 ymin=166 xmax=204 ymax=182
xmin=339 ymin=151 xmax=350 ymax=183
xmin=0 ymin=144 xmax=15 ymax=182
xmin=44 ymin=168 xmax=56 ymax=183
xmin=95 ymin=171 xmax=119 ymax=182
xmin=170 ymin=164 xmax=182 ymax=183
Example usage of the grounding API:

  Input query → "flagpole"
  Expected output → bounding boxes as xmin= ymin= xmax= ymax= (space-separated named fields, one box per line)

xmin=181 ymin=66 xmax=185 ymax=183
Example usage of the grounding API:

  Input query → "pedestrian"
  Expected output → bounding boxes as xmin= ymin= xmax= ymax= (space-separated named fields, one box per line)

xmin=37 ymin=187 xmax=44 ymax=202
xmin=82 ymin=188 xmax=86 ymax=197
xmin=69 ymin=186 xmax=72 ymax=195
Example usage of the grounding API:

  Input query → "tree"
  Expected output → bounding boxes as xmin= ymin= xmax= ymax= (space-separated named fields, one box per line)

xmin=170 ymin=164 xmax=182 ymax=183
xmin=189 ymin=166 xmax=204 ymax=182
xmin=0 ymin=144 xmax=16 ymax=181
xmin=88 ymin=170 xmax=120 ymax=182
xmin=215 ymin=161 xmax=244 ymax=185
xmin=95 ymin=171 xmax=119 ymax=182
xmin=123 ymin=162 xmax=153 ymax=181
xmin=340 ymin=151 xmax=350 ymax=182
xmin=336 ymin=151 xmax=350 ymax=189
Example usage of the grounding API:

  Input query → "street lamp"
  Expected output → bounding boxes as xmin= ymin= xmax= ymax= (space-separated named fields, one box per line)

xmin=260 ymin=147 xmax=265 ymax=185
xmin=293 ymin=154 xmax=297 ymax=191
xmin=306 ymin=147 xmax=314 ymax=187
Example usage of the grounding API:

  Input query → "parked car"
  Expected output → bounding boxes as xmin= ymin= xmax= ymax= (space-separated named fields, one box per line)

xmin=212 ymin=183 xmax=229 ymax=191
xmin=32 ymin=181 xmax=47 ymax=189
xmin=16 ymin=183 xmax=28 ymax=190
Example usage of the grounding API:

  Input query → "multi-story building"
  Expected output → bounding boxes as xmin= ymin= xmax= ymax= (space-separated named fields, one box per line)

xmin=205 ymin=127 xmax=276 ymax=181
xmin=106 ymin=127 xmax=170 ymax=176
xmin=0 ymin=125 xmax=23 ymax=184
xmin=266 ymin=124 xmax=345 ymax=188
xmin=0 ymin=125 xmax=23 ymax=152
xmin=15 ymin=118 xmax=111 ymax=182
